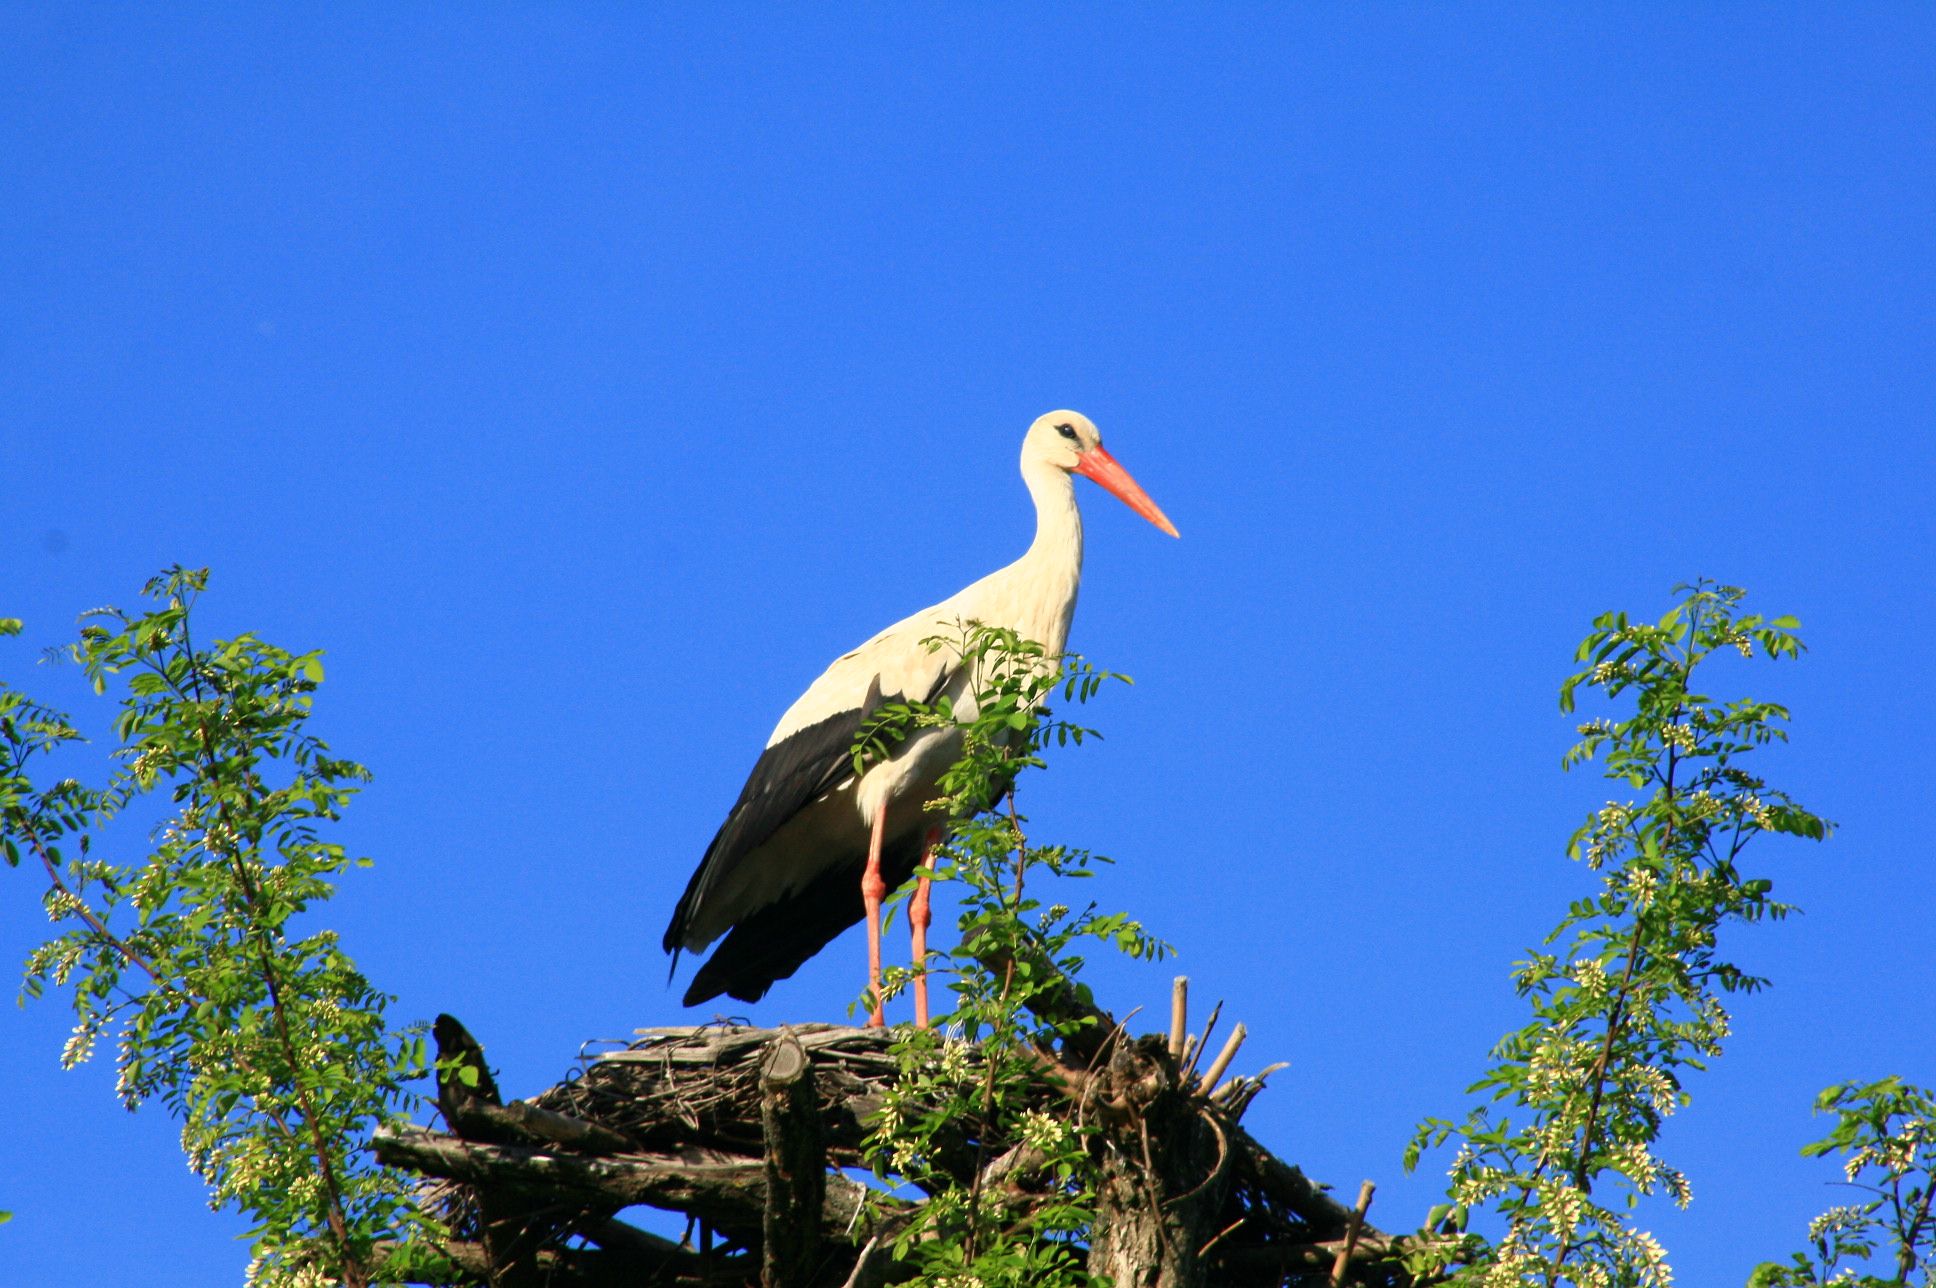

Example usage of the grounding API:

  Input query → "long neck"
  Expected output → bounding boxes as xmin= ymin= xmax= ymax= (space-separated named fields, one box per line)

xmin=1008 ymin=458 xmax=1084 ymax=656
xmin=1022 ymin=457 xmax=1083 ymax=572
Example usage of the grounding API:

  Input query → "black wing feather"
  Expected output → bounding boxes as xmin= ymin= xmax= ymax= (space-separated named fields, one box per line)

xmin=664 ymin=660 xmax=953 ymax=1006
xmin=681 ymin=829 xmax=928 ymax=1006
xmin=661 ymin=704 xmax=865 ymax=954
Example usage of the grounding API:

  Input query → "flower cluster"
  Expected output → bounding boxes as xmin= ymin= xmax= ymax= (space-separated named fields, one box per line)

xmin=1407 ymin=583 xmax=1829 ymax=1287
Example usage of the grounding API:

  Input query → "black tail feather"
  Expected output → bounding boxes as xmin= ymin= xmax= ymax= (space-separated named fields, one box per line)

xmin=681 ymin=833 xmax=927 ymax=1007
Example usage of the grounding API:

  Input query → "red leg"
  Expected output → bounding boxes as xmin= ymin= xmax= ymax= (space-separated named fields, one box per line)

xmin=862 ymin=804 xmax=888 ymax=1028
xmin=911 ymin=825 xmax=940 ymax=1029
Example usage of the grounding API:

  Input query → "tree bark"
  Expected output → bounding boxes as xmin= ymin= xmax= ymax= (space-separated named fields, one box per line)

xmin=760 ymin=1030 xmax=825 ymax=1288
xmin=432 ymin=1013 xmax=545 ymax=1288
xmin=1087 ymin=1035 xmax=1231 ymax=1288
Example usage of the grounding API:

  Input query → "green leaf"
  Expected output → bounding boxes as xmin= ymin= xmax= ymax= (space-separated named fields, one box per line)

xmin=5 ymin=569 xmax=424 ymax=1277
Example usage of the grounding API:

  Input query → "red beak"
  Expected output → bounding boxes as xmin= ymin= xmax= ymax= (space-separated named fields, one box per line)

xmin=1074 ymin=445 xmax=1179 ymax=538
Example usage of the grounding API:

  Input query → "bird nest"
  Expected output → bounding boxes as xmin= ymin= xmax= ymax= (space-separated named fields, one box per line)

xmin=375 ymin=982 xmax=1429 ymax=1287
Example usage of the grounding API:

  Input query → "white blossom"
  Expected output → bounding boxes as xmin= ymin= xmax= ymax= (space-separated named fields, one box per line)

xmin=60 ymin=1025 xmax=96 ymax=1068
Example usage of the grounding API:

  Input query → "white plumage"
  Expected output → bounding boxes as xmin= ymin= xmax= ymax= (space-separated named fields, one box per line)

xmin=664 ymin=410 xmax=1176 ymax=1024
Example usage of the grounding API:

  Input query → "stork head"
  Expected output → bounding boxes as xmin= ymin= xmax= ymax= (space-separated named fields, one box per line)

xmin=1024 ymin=410 xmax=1179 ymax=538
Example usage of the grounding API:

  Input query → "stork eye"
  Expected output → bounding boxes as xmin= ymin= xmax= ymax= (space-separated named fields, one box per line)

xmin=1055 ymin=423 xmax=1079 ymax=442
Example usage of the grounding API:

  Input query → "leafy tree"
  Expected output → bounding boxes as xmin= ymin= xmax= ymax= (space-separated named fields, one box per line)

xmin=5 ymin=574 xmax=1930 ymax=1288
xmin=0 ymin=568 xmax=431 ymax=1287
xmin=1403 ymin=581 xmax=1929 ymax=1288
xmin=854 ymin=622 xmax=1168 ymax=1287
xmin=1752 ymin=1077 xmax=1935 ymax=1287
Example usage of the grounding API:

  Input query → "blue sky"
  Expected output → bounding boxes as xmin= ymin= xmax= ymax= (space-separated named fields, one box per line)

xmin=3 ymin=6 xmax=1932 ymax=1284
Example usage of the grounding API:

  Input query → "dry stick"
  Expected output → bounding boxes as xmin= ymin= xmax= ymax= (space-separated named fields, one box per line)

xmin=1165 ymin=1106 xmax=1232 ymax=1210
xmin=1214 ymin=1061 xmax=1291 ymax=1104
xmin=1223 ymin=1122 xmax=1369 ymax=1235
xmin=1197 ymin=1215 xmax=1247 ymax=1260
xmin=1216 ymin=1061 xmax=1292 ymax=1122
xmin=838 ymin=1235 xmax=887 ymax=1288
xmin=759 ymin=1030 xmax=823 ymax=1288
xmin=1062 ymin=1008 xmax=1142 ymax=1133
xmin=1168 ymin=976 xmax=1189 ymax=1060
xmin=1180 ymin=1000 xmax=1223 ymax=1085
xmin=1218 ymin=1232 xmax=1407 ymax=1274
xmin=1197 ymin=1022 xmax=1247 ymax=1096
xmin=1328 ymin=1180 xmax=1376 ymax=1287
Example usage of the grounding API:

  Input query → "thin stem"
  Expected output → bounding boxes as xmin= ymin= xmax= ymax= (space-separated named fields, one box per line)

xmin=965 ymin=778 xmax=1027 ymax=1265
xmin=1547 ymin=616 xmax=1699 ymax=1287
xmin=962 ymin=951 xmax=1015 ymax=1266
xmin=173 ymin=642 xmax=365 ymax=1286
xmin=25 ymin=820 xmax=168 ymax=991
xmin=1899 ymin=1166 xmax=1934 ymax=1283
xmin=22 ymin=801 xmax=318 ymax=1187
xmin=1006 ymin=786 xmax=1025 ymax=908
xmin=1569 ymin=916 xmax=1649 ymax=1196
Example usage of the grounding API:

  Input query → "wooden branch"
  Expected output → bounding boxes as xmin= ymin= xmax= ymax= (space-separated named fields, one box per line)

xmin=1215 ymin=1228 xmax=1403 ymax=1272
xmin=433 ymin=1014 xmax=503 ymax=1116
xmin=451 ymin=1098 xmax=636 ymax=1156
xmin=374 ymin=1228 xmax=743 ymax=1287
xmin=378 ymin=1007 xmax=1403 ymax=1288
xmin=604 ymin=1023 xmax=897 ymax=1067
xmin=759 ymin=1030 xmax=824 ymax=1288
xmin=556 ymin=1025 xmax=898 ymax=1163
xmin=983 ymin=1140 xmax=1047 ymax=1187
xmin=582 ymin=1217 xmax=689 ymax=1261
xmin=1226 ymin=1121 xmax=1366 ymax=1238
xmin=1212 ymin=1060 xmax=1290 ymax=1122
xmin=1329 ymin=1180 xmax=1376 ymax=1285
xmin=1198 ymin=1022 xmax=1247 ymax=1096
xmin=430 ymin=1013 xmax=543 ymax=1287
xmin=1181 ymin=999 xmax=1222 ymax=1085
xmin=372 ymin=1125 xmax=879 ymax=1242
xmin=839 ymin=1236 xmax=898 ymax=1288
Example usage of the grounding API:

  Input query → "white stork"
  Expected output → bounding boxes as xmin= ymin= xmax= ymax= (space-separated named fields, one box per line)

xmin=663 ymin=411 xmax=1177 ymax=1026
